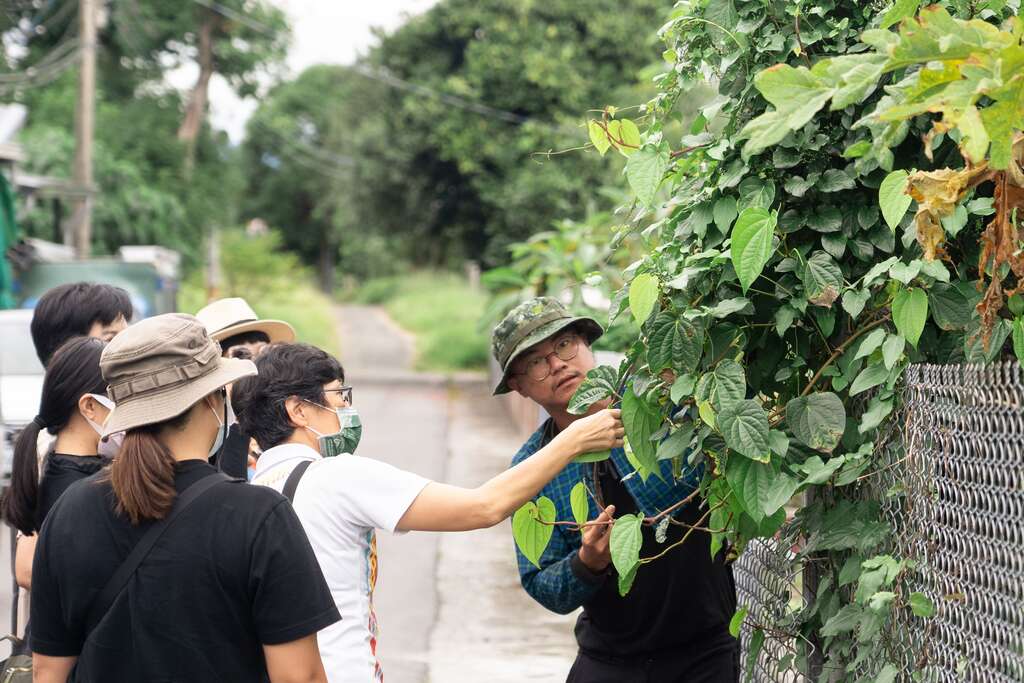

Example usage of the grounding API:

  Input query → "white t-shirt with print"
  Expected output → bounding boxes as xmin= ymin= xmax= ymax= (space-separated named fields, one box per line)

xmin=252 ymin=443 xmax=429 ymax=683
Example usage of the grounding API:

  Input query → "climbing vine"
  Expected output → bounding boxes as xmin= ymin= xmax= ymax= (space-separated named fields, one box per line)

xmin=513 ymin=1 xmax=1023 ymax=679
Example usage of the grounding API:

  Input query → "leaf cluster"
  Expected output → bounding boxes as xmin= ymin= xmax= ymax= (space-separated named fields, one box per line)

xmin=516 ymin=0 xmax=1022 ymax=678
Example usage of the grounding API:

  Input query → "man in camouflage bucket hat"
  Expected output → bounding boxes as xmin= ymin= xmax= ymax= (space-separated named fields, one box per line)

xmin=494 ymin=297 xmax=739 ymax=682
xmin=492 ymin=297 xmax=604 ymax=396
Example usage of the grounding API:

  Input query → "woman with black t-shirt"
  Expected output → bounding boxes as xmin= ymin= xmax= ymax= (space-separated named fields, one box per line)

xmin=1 ymin=337 xmax=115 ymax=595
xmin=30 ymin=314 xmax=340 ymax=683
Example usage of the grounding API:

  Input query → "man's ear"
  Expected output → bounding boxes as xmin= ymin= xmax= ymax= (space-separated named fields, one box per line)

xmin=507 ymin=376 xmax=527 ymax=398
xmin=283 ymin=396 xmax=309 ymax=429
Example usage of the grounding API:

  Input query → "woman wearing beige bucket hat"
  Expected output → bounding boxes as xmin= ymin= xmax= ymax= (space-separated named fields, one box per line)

xmin=30 ymin=314 xmax=340 ymax=683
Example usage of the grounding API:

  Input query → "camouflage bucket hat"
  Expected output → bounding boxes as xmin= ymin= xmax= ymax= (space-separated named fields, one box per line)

xmin=491 ymin=296 xmax=603 ymax=395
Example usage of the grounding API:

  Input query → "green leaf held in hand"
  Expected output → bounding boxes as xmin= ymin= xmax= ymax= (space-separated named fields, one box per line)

xmin=568 ymin=365 xmax=618 ymax=415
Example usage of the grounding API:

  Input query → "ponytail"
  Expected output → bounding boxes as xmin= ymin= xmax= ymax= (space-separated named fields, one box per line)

xmin=2 ymin=419 xmax=45 ymax=535
xmin=1 ymin=336 xmax=107 ymax=535
xmin=107 ymin=425 xmax=177 ymax=525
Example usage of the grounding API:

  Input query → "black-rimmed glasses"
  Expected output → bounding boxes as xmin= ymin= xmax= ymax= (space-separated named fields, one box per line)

xmin=325 ymin=386 xmax=354 ymax=405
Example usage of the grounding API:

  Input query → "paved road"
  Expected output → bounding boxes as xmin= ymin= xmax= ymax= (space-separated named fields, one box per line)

xmin=335 ymin=305 xmax=576 ymax=683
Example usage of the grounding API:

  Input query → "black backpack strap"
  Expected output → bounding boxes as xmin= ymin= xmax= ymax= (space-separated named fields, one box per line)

xmin=85 ymin=471 xmax=234 ymax=633
xmin=282 ymin=460 xmax=313 ymax=503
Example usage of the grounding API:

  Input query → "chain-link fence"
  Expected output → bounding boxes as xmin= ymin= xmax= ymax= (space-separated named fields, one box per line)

xmin=733 ymin=361 xmax=1024 ymax=682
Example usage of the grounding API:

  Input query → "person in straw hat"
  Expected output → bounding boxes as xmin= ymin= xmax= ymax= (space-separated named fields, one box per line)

xmin=30 ymin=314 xmax=339 ymax=683
xmin=196 ymin=297 xmax=296 ymax=478
xmin=196 ymin=296 xmax=295 ymax=361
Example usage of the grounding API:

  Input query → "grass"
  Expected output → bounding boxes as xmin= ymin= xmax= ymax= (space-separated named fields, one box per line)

xmin=177 ymin=230 xmax=339 ymax=353
xmin=179 ymin=277 xmax=339 ymax=353
xmin=352 ymin=271 xmax=490 ymax=372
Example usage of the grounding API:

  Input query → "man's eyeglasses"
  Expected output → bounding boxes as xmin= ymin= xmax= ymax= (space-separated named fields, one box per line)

xmin=514 ymin=334 xmax=579 ymax=382
xmin=324 ymin=386 xmax=354 ymax=405
xmin=227 ymin=346 xmax=253 ymax=360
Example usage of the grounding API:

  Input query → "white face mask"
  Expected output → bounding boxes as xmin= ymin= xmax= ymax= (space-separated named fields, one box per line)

xmin=208 ymin=391 xmax=237 ymax=458
xmin=86 ymin=393 xmax=122 ymax=458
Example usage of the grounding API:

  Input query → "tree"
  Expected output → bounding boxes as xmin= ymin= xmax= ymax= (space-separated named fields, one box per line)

xmin=1 ymin=0 xmax=287 ymax=263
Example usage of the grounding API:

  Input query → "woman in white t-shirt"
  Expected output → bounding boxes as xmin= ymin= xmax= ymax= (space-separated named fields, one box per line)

xmin=235 ymin=343 xmax=623 ymax=683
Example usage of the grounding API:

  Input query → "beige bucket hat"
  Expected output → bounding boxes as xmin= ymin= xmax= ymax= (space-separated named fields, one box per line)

xmin=100 ymin=313 xmax=257 ymax=436
xmin=195 ymin=297 xmax=295 ymax=344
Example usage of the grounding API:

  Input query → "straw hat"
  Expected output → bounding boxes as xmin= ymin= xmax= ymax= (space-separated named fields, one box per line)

xmin=195 ymin=297 xmax=295 ymax=344
xmin=100 ymin=313 xmax=257 ymax=436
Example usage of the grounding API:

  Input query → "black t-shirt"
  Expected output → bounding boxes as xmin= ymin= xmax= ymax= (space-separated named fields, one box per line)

xmin=574 ymin=459 xmax=738 ymax=660
xmin=36 ymin=454 xmax=109 ymax=530
xmin=31 ymin=459 xmax=340 ymax=682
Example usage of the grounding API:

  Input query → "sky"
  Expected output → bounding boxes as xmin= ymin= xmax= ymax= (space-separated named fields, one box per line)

xmin=170 ymin=0 xmax=438 ymax=142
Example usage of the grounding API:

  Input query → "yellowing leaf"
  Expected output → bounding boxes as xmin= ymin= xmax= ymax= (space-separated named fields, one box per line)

xmin=906 ymin=165 xmax=990 ymax=260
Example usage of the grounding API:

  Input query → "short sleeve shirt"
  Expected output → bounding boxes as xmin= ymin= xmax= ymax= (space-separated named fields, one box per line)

xmin=252 ymin=443 xmax=430 ymax=683
xmin=31 ymin=459 xmax=341 ymax=682
xmin=36 ymin=454 xmax=108 ymax=529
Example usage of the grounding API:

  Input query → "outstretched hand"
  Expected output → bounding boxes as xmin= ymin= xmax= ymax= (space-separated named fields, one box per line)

xmin=563 ymin=408 xmax=624 ymax=457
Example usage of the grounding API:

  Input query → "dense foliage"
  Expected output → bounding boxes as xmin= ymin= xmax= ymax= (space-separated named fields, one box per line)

xmin=513 ymin=1 xmax=1022 ymax=678
xmin=1 ymin=0 xmax=287 ymax=263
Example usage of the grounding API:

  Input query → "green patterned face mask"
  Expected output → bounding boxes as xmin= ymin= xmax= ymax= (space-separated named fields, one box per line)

xmin=305 ymin=404 xmax=362 ymax=457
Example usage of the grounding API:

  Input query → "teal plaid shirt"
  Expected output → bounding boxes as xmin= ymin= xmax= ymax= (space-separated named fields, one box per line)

xmin=511 ymin=418 xmax=702 ymax=614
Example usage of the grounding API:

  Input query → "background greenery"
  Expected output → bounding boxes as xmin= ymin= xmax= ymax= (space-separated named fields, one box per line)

xmin=350 ymin=271 xmax=490 ymax=371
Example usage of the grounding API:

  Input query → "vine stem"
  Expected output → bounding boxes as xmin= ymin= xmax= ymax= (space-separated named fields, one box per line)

xmin=670 ymin=144 xmax=710 ymax=159
xmin=853 ymin=454 xmax=910 ymax=483
xmin=799 ymin=314 xmax=892 ymax=398
xmin=638 ymin=501 xmax=722 ymax=564
xmin=534 ymin=486 xmax=703 ymax=531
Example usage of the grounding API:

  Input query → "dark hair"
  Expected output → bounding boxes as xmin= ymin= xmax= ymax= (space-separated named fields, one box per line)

xmin=106 ymin=410 xmax=190 ymax=526
xmin=1 ymin=337 xmax=107 ymax=534
xmin=220 ymin=330 xmax=270 ymax=354
xmin=31 ymin=282 xmax=133 ymax=366
xmin=232 ymin=343 xmax=345 ymax=451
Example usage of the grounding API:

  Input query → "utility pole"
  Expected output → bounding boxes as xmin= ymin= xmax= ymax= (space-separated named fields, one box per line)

xmin=71 ymin=0 xmax=97 ymax=259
